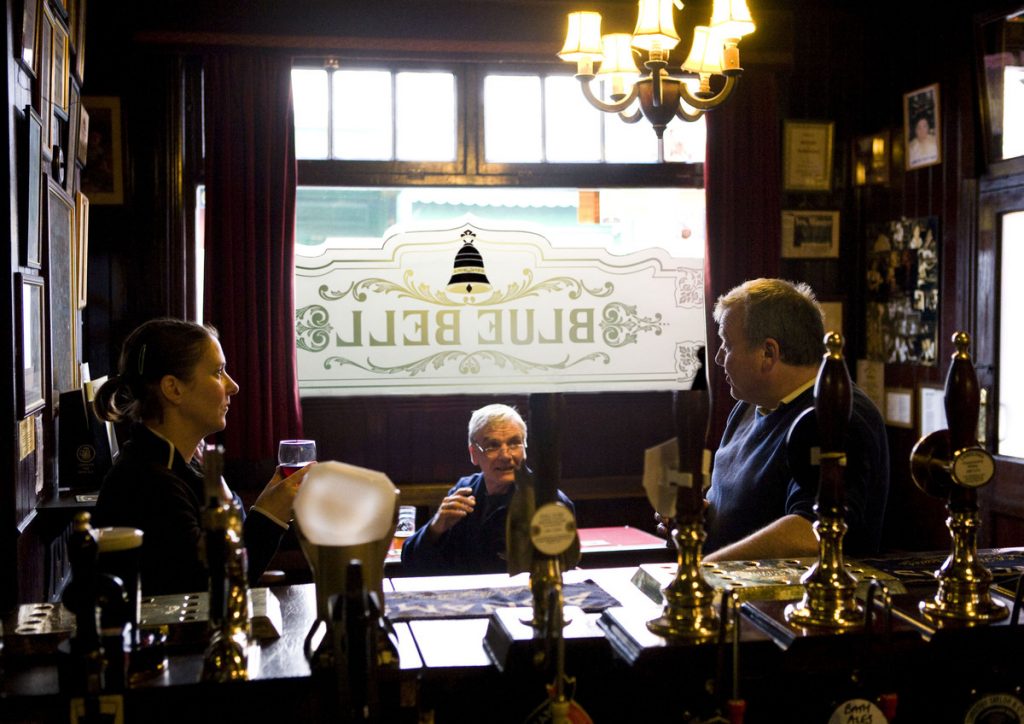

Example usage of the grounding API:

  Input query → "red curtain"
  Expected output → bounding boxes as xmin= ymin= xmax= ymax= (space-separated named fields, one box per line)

xmin=704 ymin=68 xmax=781 ymax=445
xmin=203 ymin=51 xmax=302 ymax=463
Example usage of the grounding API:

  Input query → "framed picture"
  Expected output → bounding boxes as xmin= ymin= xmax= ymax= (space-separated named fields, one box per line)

xmin=918 ymin=382 xmax=945 ymax=437
xmin=852 ymin=131 xmax=890 ymax=186
xmin=37 ymin=5 xmax=53 ymax=154
xmin=783 ymin=120 xmax=835 ymax=192
xmin=884 ymin=387 xmax=914 ymax=429
xmin=81 ymin=96 xmax=124 ymax=205
xmin=16 ymin=273 xmax=47 ymax=417
xmin=18 ymin=107 xmax=43 ymax=269
xmin=904 ymin=83 xmax=941 ymax=170
xmin=48 ymin=181 xmax=78 ymax=393
xmin=65 ymin=80 xmax=79 ymax=193
xmin=76 ymin=101 xmax=89 ymax=166
xmin=19 ymin=0 xmax=40 ymax=76
xmin=72 ymin=0 xmax=86 ymax=83
xmin=781 ymin=210 xmax=840 ymax=258
xmin=75 ymin=191 xmax=89 ymax=308
xmin=51 ymin=16 xmax=69 ymax=118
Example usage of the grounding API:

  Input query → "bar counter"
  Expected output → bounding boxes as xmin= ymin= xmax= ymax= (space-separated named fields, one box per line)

xmin=5 ymin=553 xmax=1024 ymax=723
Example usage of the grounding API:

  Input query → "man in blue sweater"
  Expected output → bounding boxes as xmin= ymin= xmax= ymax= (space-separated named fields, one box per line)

xmin=701 ymin=278 xmax=889 ymax=562
xmin=400 ymin=403 xmax=574 ymax=575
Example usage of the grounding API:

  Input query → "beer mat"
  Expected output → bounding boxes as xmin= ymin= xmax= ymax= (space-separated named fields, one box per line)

xmin=384 ymin=580 xmax=620 ymax=622
xmin=857 ymin=547 xmax=1024 ymax=586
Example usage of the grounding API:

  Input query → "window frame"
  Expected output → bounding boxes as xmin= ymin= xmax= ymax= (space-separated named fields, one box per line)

xmin=294 ymin=59 xmax=706 ymax=190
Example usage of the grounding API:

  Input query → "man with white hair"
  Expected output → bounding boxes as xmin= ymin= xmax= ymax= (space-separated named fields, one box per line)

xmin=400 ymin=403 xmax=574 ymax=575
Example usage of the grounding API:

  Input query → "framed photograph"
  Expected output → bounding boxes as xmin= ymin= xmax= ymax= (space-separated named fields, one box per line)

xmin=76 ymin=101 xmax=89 ymax=165
xmin=81 ymin=96 xmax=124 ymax=205
xmin=904 ymin=83 xmax=941 ymax=170
xmin=19 ymin=0 xmax=40 ymax=76
xmin=48 ymin=181 xmax=78 ymax=394
xmin=783 ymin=120 xmax=835 ymax=192
xmin=18 ymin=107 xmax=44 ymax=269
xmin=819 ymin=301 xmax=844 ymax=338
xmin=72 ymin=0 xmax=86 ymax=83
xmin=852 ymin=131 xmax=890 ymax=186
xmin=75 ymin=191 xmax=89 ymax=308
xmin=918 ymin=382 xmax=945 ymax=437
xmin=36 ymin=5 xmax=53 ymax=154
xmin=16 ymin=273 xmax=47 ymax=418
xmin=51 ymin=16 xmax=69 ymax=118
xmin=884 ymin=387 xmax=914 ymax=429
xmin=781 ymin=210 xmax=840 ymax=258
xmin=65 ymin=80 xmax=79 ymax=193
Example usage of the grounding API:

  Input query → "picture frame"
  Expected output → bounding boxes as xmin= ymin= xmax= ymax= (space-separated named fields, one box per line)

xmin=16 ymin=272 xmax=47 ymax=418
xmin=76 ymin=101 xmax=89 ymax=166
xmin=75 ymin=191 xmax=89 ymax=308
xmin=18 ymin=107 xmax=44 ymax=270
xmin=51 ymin=15 xmax=69 ymax=119
xmin=783 ymin=120 xmax=835 ymax=192
xmin=48 ymin=181 xmax=78 ymax=394
xmin=19 ymin=0 xmax=40 ymax=77
xmin=72 ymin=0 xmax=86 ymax=83
xmin=884 ymin=387 xmax=914 ymax=429
xmin=918 ymin=382 xmax=945 ymax=437
xmin=65 ymin=80 xmax=79 ymax=193
xmin=781 ymin=210 xmax=840 ymax=258
xmin=904 ymin=83 xmax=941 ymax=170
xmin=37 ymin=5 xmax=53 ymax=155
xmin=81 ymin=96 xmax=124 ymax=205
xmin=852 ymin=130 xmax=890 ymax=186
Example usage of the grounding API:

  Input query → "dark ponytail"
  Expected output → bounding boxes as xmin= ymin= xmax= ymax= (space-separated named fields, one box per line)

xmin=93 ymin=318 xmax=218 ymax=424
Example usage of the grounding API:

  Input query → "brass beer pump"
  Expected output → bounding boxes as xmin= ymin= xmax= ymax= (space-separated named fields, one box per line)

xmin=910 ymin=331 xmax=1006 ymax=624
xmin=200 ymin=443 xmax=252 ymax=681
xmin=646 ymin=387 xmax=720 ymax=641
xmin=784 ymin=332 xmax=863 ymax=629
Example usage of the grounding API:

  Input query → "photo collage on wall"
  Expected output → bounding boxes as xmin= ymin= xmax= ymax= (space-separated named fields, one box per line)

xmin=864 ymin=216 xmax=940 ymax=366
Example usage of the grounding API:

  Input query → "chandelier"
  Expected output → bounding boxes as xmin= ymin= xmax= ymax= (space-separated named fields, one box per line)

xmin=558 ymin=0 xmax=755 ymax=161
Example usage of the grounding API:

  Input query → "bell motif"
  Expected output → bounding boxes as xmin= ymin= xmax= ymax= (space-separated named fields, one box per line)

xmin=446 ymin=230 xmax=491 ymax=295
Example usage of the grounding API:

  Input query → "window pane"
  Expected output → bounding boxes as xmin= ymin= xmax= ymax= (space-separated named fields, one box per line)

xmin=484 ymin=75 xmax=542 ymax=162
xmin=333 ymin=70 xmax=393 ymax=160
xmin=544 ymin=76 xmax=602 ymax=162
xmin=292 ymin=68 xmax=329 ymax=159
xmin=396 ymin=72 xmax=456 ymax=161
xmin=604 ymin=112 xmax=660 ymax=163
xmin=999 ymin=210 xmax=1024 ymax=457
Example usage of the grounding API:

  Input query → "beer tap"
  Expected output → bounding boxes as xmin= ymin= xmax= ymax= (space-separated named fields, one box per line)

xmin=647 ymin=386 xmax=720 ymax=641
xmin=784 ymin=332 xmax=863 ymax=628
xmin=61 ymin=512 xmax=107 ymax=697
xmin=910 ymin=331 xmax=1007 ymax=623
xmin=200 ymin=443 xmax=252 ymax=681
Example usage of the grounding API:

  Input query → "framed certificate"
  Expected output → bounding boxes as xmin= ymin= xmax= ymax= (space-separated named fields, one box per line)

xmin=783 ymin=120 xmax=835 ymax=192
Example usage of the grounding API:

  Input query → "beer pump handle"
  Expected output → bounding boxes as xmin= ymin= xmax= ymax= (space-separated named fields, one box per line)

xmin=815 ymin=332 xmax=853 ymax=517
xmin=673 ymin=388 xmax=709 ymax=521
xmin=945 ymin=331 xmax=981 ymax=453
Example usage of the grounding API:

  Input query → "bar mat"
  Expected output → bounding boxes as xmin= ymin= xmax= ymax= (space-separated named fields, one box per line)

xmin=385 ymin=580 xmax=620 ymax=622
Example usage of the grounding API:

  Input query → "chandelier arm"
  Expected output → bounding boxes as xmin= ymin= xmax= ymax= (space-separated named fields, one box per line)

xmin=578 ymin=77 xmax=640 ymax=114
xmin=675 ymin=105 xmax=704 ymax=123
xmin=618 ymin=107 xmax=644 ymax=124
xmin=678 ymin=75 xmax=739 ymax=111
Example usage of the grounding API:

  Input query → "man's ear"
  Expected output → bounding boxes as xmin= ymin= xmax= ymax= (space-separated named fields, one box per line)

xmin=761 ymin=338 xmax=781 ymax=371
xmin=468 ymin=443 xmax=480 ymax=467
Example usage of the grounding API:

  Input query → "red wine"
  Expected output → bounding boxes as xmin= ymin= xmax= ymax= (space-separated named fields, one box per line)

xmin=280 ymin=461 xmax=313 ymax=477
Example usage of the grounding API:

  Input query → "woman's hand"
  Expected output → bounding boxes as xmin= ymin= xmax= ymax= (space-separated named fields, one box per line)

xmin=253 ymin=462 xmax=317 ymax=523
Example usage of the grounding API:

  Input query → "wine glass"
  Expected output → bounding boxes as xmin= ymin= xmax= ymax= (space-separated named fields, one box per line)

xmin=278 ymin=439 xmax=317 ymax=477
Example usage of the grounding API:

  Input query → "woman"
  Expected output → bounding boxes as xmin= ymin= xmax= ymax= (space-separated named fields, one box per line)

xmin=93 ymin=318 xmax=310 ymax=595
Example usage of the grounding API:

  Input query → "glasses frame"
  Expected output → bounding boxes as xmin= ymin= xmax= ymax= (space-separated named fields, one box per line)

xmin=472 ymin=440 xmax=527 ymax=457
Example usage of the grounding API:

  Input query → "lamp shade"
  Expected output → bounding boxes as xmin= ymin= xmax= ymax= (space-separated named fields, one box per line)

xmin=711 ymin=0 xmax=756 ymax=39
xmin=598 ymin=33 xmax=639 ymax=76
xmin=632 ymin=0 xmax=681 ymax=52
xmin=559 ymin=11 xmax=604 ymax=61
xmin=682 ymin=26 xmax=724 ymax=75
